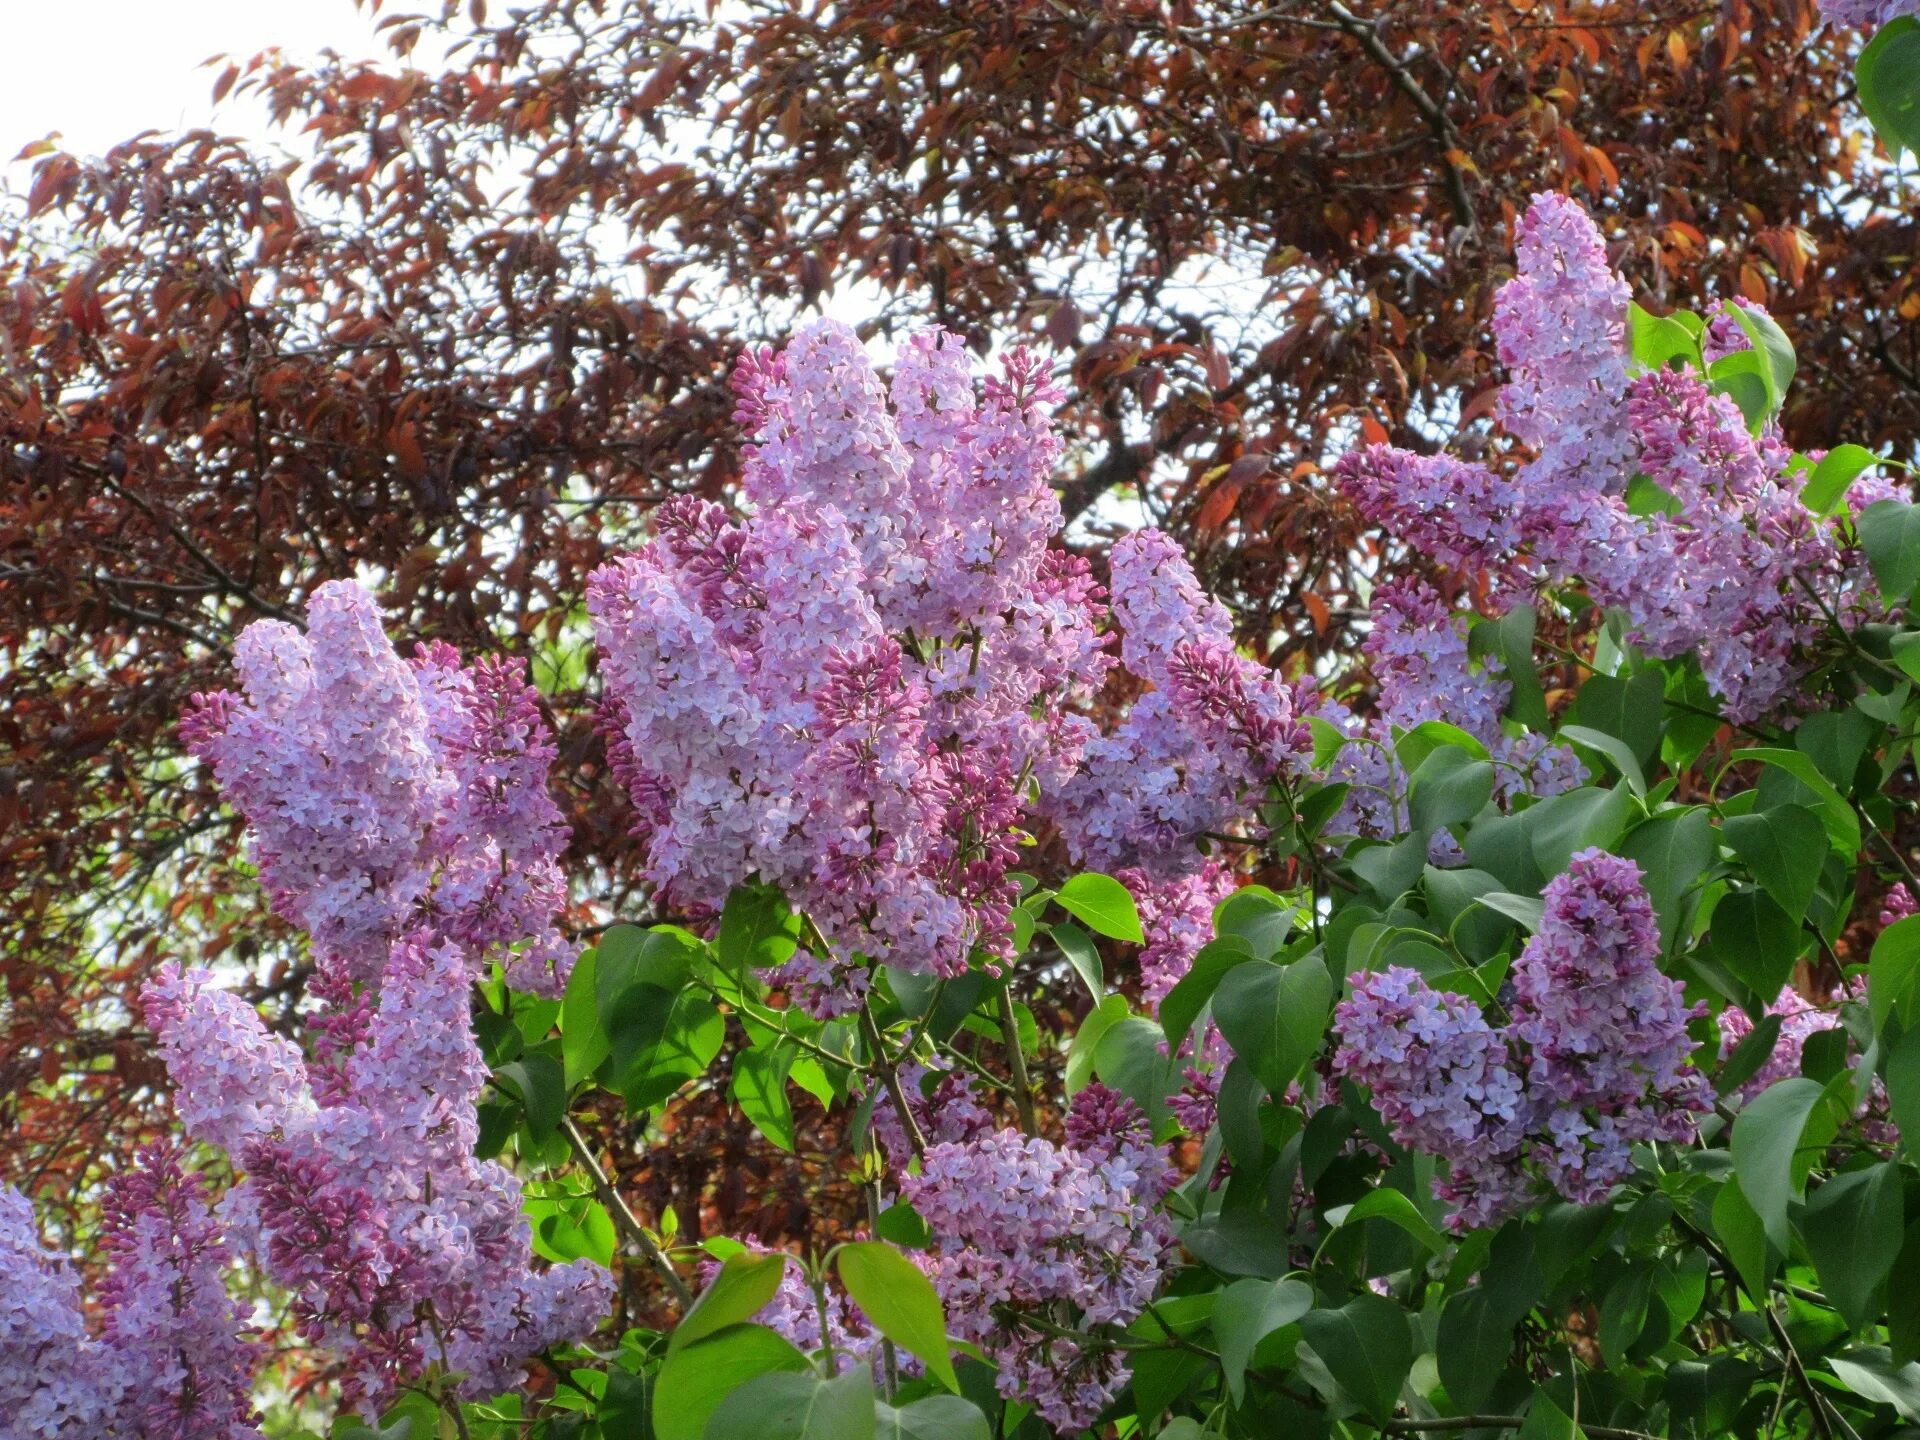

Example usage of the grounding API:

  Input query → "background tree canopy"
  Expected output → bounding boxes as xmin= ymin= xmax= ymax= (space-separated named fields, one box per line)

xmin=3 ymin=0 xmax=1914 ymax=1265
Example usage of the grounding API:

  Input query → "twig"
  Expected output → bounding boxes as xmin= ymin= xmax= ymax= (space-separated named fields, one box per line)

xmin=561 ymin=1117 xmax=692 ymax=1308
xmin=1326 ymin=1 xmax=1475 ymax=231
xmin=860 ymin=1004 xmax=928 ymax=1158
xmin=997 ymin=987 xmax=1039 ymax=1134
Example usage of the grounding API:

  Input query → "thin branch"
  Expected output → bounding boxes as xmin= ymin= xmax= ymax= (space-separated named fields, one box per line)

xmin=1326 ymin=1 xmax=1476 ymax=232
xmin=561 ymin=1116 xmax=692 ymax=1308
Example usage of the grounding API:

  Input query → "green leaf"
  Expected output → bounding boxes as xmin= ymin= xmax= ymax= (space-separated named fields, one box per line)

xmin=671 ymin=1252 xmax=789 ymax=1354
xmin=1731 ymin=748 xmax=1861 ymax=858
xmin=1723 ymin=804 xmax=1826 ymax=923
xmin=1619 ymin=807 xmax=1715 ymax=951
xmin=1804 ymin=443 xmax=1880 ymax=517
xmin=1408 ymin=744 xmax=1495 ymax=831
xmin=731 ymin=1044 xmax=797 ymax=1153
xmin=1598 ymin=1263 xmax=1655 ymax=1367
xmin=1350 ymin=832 xmax=1430 ymax=901
xmin=1711 ymin=1175 xmax=1776 ymax=1298
xmin=836 ymin=1241 xmax=960 ymax=1392
xmin=704 ymin=1367 xmax=875 ymax=1440
xmin=652 ymin=1324 xmax=809 ymax=1440
xmin=1886 ymin=1026 xmax=1920 ymax=1161
xmin=1516 ymin=1393 xmax=1580 ymax=1440
xmin=716 ymin=884 xmax=803 ymax=976
xmin=1160 ymin=937 xmax=1256 ymax=1051
xmin=1572 ymin=668 xmax=1664 ymax=769
xmin=1720 ymin=1013 xmax=1784 ymax=1096
xmin=494 ymin=1054 xmax=566 ymax=1139
xmin=1181 ymin=1209 xmax=1295 ymax=1279
xmin=1709 ymin=347 xmax=1773 ymax=430
xmin=1093 ymin=1015 xmax=1178 ymax=1126
xmin=1629 ymin=301 xmax=1705 ymax=374
xmin=1481 ymin=604 xmax=1550 ymax=729
xmin=1065 ymin=994 xmax=1129 ymax=1094
xmin=1725 ymin=299 xmax=1795 ymax=408
xmin=615 ymin=991 xmax=726 ymax=1108
xmin=1047 ymin=921 xmax=1103 ymax=1004
xmin=1703 ymin=888 xmax=1802 ymax=1001
xmin=1859 ymin=16 xmax=1920 ymax=158
xmin=561 ymin=946 xmax=609 ymax=1088
xmin=1860 ymin=498 xmax=1920 ymax=604
xmin=1298 ymin=1294 xmax=1411 ymax=1425
xmin=1829 ymin=1348 xmax=1920 ymax=1421
xmin=1054 ymin=872 xmax=1144 ymax=943
xmin=1806 ymin=1162 xmax=1905 ymax=1332
xmin=1325 ymin=1187 xmax=1446 ymax=1256
xmin=1211 ymin=955 xmax=1334 ymax=1097
xmin=1732 ymin=1077 xmax=1829 ymax=1250
xmin=1528 ymin=785 xmax=1635 ymax=878
xmin=873 ymin=1397 xmax=989 ymax=1440
xmin=1213 ymin=1277 xmax=1312 ymax=1404
xmin=1872 ymin=916 xmax=1920 ymax=1034
xmin=600 ymin=925 xmax=706 ymax=1012
xmin=1559 ymin=724 xmax=1647 ymax=798
xmin=1798 ymin=706 xmax=1877 ymax=789
xmin=1213 ymin=886 xmax=1295 ymax=960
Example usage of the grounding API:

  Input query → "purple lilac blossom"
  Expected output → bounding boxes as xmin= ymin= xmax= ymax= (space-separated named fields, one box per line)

xmin=1820 ymin=0 xmax=1920 ymax=26
xmin=592 ymin=323 xmax=1111 ymax=1013
xmin=1334 ymin=849 xmax=1713 ymax=1227
xmin=2 ymin=1185 xmax=131 ymax=1438
xmin=181 ymin=582 xmax=574 ymax=993
xmin=143 ymin=936 xmax=612 ymax=1416
xmin=1719 ymin=983 xmax=1897 ymax=1145
xmin=900 ymin=1085 xmax=1176 ymax=1433
xmin=697 ymin=1248 xmax=883 ymax=1377
xmin=1336 ymin=193 xmax=1883 ymax=723
xmin=96 ymin=1144 xmax=264 ymax=1440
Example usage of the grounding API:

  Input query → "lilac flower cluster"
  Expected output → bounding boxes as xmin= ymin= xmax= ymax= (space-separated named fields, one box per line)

xmin=1719 ymin=983 xmax=1897 ymax=1145
xmin=1 ymin=1146 xmax=262 ymax=1440
xmin=900 ymin=1084 xmax=1176 ymax=1433
xmin=1820 ymin=0 xmax=1920 ymax=26
xmin=1334 ymin=849 xmax=1713 ymax=1228
xmin=182 ymin=582 xmax=572 ymax=994
xmin=1319 ymin=579 xmax=1581 ymax=849
xmin=1335 ymin=192 xmax=1885 ymax=722
xmin=142 ymin=939 xmax=612 ymax=1415
xmin=592 ymin=321 xmax=1306 ymax=1011
xmin=1116 ymin=860 xmax=1234 ymax=1006
xmin=699 ymin=1247 xmax=883 ymax=1377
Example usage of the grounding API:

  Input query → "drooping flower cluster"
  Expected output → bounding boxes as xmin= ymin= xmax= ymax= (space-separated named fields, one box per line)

xmin=181 ymin=582 xmax=572 ymax=994
xmin=1336 ymin=192 xmax=1884 ymax=722
xmin=1 ymin=1147 xmax=262 ymax=1440
xmin=900 ymin=1084 xmax=1177 ymax=1433
xmin=592 ymin=321 xmax=1305 ymax=1011
xmin=1335 ymin=849 xmax=1713 ymax=1228
xmin=143 ymin=942 xmax=612 ymax=1414
xmin=1116 ymin=860 xmax=1235 ymax=1007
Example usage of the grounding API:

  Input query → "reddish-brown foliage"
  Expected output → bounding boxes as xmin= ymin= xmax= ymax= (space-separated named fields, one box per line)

xmin=4 ymin=0 xmax=1915 ymax=1257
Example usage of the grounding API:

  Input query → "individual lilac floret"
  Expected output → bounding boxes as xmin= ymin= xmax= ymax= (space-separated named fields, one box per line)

xmin=1883 ymin=882 xmax=1918 ymax=929
xmin=182 ymin=581 xmax=575 ymax=992
xmin=96 ymin=1144 xmax=264 ymax=1440
xmin=1508 ymin=849 xmax=1714 ymax=1203
xmin=1333 ymin=967 xmax=1532 ymax=1230
xmin=900 ymin=1101 xmax=1176 ymax=1434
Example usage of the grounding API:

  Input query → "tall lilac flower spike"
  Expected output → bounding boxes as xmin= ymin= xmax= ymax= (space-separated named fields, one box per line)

xmin=181 ymin=581 xmax=574 ymax=994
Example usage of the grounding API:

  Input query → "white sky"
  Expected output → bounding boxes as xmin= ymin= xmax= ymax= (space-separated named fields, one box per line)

xmin=0 ymin=0 xmax=394 ymax=167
